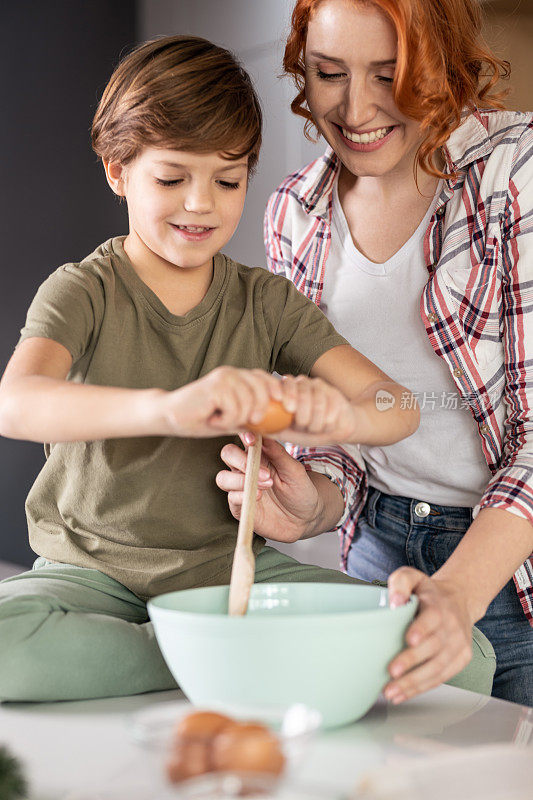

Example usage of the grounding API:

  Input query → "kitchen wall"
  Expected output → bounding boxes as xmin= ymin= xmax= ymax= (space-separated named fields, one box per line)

xmin=482 ymin=0 xmax=533 ymax=111
xmin=0 ymin=1 xmax=136 ymax=567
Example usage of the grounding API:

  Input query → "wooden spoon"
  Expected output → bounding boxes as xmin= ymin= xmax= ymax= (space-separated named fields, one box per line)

xmin=228 ymin=400 xmax=294 ymax=616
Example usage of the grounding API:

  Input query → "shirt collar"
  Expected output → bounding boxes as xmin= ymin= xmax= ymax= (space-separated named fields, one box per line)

xmin=298 ymin=110 xmax=494 ymax=219
xmin=442 ymin=108 xmax=494 ymax=172
xmin=298 ymin=146 xmax=340 ymax=220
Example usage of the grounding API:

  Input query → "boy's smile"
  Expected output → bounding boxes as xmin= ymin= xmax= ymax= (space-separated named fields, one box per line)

xmin=169 ymin=224 xmax=215 ymax=242
xmin=104 ymin=147 xmax=248 ymax=297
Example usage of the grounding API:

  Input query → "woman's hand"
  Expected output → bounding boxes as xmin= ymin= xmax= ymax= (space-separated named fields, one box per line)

xmin=216 ymin=435 xmax=340 ymax=542
xmin=157 ymin=366 xmax=284 ymax=438
xmin=383 ymin=567 xmax=473 ymax=703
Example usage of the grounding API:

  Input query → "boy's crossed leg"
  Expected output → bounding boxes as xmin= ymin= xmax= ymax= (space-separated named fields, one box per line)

xmin=0 ymin=558 xmax=177 ymax=702
xmin=0 ymin=550 xmax=495 ymax=702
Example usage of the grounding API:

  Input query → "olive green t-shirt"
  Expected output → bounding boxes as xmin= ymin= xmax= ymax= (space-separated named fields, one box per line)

xmin=18 ymin=236 xmax=348 ymax=599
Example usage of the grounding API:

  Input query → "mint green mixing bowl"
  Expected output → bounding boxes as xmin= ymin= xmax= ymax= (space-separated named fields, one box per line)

xmin=148 ymin=582 xmax=417 ymax=729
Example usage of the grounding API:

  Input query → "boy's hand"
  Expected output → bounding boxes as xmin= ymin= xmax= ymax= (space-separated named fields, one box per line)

xmin=273 ymin=375 xmax=363 ymax=445
xmin=216 ymin=436 xmax=329 ymax=542
xmin=156 ymin=366 xmax=284 ymax=438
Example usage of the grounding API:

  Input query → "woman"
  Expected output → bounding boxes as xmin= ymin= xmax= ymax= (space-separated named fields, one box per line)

xmin=217 ymin=0 xmax=533 ymax=706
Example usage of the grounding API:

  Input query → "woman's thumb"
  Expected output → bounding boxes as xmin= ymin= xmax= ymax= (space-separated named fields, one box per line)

xmin=260 ymin=437 xmax=301 ymax=478
xmin=388 ymin=566 xmax=425 ymax=609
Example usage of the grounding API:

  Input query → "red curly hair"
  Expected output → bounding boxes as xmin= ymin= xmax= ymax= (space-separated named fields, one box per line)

xmin=284 ymin=0 xmax=510 ymax=178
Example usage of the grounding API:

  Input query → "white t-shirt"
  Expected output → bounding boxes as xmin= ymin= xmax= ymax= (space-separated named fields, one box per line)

xmin=320 ymin=178 xmax=492 ymax=507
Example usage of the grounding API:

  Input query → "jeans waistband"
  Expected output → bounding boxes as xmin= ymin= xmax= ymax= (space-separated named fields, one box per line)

xmin=366 ymin=486 xmax=474 ymax=530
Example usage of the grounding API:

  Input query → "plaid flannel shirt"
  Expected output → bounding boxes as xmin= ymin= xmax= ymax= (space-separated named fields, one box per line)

xmin=264 ymin=109 xmax=533 ymax=624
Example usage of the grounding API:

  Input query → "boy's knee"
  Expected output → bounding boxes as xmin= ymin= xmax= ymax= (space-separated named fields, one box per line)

xmin=446 ymin=626 xmax=496 ymax=696
xmin=0 ymin=592 xmax=55 ymax=702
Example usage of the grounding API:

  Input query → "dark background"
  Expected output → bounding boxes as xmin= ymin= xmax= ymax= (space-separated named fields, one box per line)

xmin=0 ymin=1 xmax=137 ymax=566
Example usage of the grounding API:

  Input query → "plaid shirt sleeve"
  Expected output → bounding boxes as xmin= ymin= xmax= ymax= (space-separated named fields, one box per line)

xmin=478 ymin=123 xmax=533 ymax=529
xmin=264 ymin=192 xmax=364 ymax=531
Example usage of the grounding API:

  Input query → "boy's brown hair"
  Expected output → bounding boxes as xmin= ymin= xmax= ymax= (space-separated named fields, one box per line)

xmin=92 ymin=35 xmax=262 ymax=173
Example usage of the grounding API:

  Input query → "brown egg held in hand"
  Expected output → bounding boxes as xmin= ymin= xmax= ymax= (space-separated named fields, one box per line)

xmin=247 ymin=399 xmax=294 ymax=435
xmin=211 ymin=722 xmax=286 ymax=776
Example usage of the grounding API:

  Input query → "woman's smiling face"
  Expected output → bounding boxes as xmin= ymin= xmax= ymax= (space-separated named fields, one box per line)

xmin=304 ymin=0 xmax=424 ymax=179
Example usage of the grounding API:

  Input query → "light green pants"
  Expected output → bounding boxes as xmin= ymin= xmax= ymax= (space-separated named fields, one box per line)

xmin=0 ymin=549 xmax=495 ymax=702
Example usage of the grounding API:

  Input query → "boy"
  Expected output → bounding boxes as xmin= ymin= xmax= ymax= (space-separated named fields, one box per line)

xmin=0 ymin=35 xmax=421 ymax=702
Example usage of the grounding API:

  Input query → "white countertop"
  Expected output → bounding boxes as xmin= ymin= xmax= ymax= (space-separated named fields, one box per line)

xmin=1 ymin=685 xmax=532 ymax=799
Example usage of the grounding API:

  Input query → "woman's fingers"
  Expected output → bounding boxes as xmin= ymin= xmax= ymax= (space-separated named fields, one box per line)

xmin=386 ymin=634 xmax=444 ymax=703
xmin=219 ymin=439 xmax=309 ymax=494
xmin=385 ymin=645 xmax=471 ymax=702
xmin=259 ymin=437 xmax=309 ymax=481
xmin=384 ymin=567 xmax=473 ymax=703
xmin=216 ymin=469 xmax=272 ymax=492
xmin=388 ymin=632 xmax=443 ymax=678
xmin=227 ymin=489 xmax=265 ymax=509
xmin=388 ymin=619 xmax=463 ymax=680
xmin=404 ymin=605 xmax=443 ymax=647
xmin=220 ymin=443 xmax=271 ymax=478
xmin=388 ymin=565 xmax=427 ymax=608
xmin=232 ymin=436 xmax=308 ymax=482
xmin=217 ymin=446 xmax=272 ymax=496
xmin=225 ymin=489 xmax=265 ymax=521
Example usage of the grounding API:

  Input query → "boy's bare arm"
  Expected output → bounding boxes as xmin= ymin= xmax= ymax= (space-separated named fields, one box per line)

xmin=309 ymin=344 xmax=420 ymax=446
xmin=265 ymin=344 xmax=419 ymax=447
xmin=0 ymin=338 xmax=166 ymax=442
xmin=0 ymin=337 xmax=283 ymax=443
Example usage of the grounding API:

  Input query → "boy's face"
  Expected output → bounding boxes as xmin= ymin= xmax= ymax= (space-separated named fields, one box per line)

xmin=108 ymin=147 xmax=249 ymax=273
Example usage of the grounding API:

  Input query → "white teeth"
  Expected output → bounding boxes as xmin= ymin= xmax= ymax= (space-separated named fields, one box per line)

xmin=341 ymin=126 xmax=392 ymax=143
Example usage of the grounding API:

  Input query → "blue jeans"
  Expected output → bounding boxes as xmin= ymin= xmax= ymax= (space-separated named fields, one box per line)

xmin=347 ymin=486 xmax=533 ymax=707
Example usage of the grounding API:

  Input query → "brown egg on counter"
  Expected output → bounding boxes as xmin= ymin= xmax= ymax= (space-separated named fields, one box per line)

xmin=211 ymin=722 xmax=286 ymax=776
xmin=247 ymin=399 xmax=294 ymax=435
xmin=172 ymin=710 xmax=234 ymax=743
xmin=166 ymin=710 xmax=236 ymax=783
xmin=165 ymin=710 xmax=285 ymax=785
xmin=166 ymin=739 xmax=211 ymax=783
